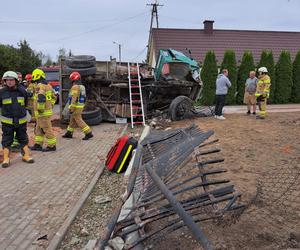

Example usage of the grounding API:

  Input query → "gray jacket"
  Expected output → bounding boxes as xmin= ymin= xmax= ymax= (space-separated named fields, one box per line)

xmin=216 ymin=74 xmax=231 ymax=95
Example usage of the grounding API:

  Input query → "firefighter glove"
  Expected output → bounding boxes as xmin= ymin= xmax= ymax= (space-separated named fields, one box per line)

xmin=68 ymin=105 xmax=75 ymax=113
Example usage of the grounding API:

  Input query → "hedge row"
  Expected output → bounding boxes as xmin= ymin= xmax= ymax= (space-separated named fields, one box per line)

xmin=199 ymin=50 xmax=300 ymax=105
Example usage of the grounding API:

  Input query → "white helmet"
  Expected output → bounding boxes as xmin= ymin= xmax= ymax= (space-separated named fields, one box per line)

xmin=2 ymin=71 xmax=18 ymax=81
xmin=258 ymin=67 xmax=268 ymax=73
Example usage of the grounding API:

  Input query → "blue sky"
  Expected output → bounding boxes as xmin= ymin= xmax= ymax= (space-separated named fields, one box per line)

xmin=0 ymin=0 xmax=299 ymax=62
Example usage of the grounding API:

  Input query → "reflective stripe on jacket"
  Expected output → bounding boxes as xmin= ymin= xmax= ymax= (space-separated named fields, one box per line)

xmin=34 ymin=82 xmax=56 ymax=118
xmin=69 ymin=84 xmax=86 ymax=109
xmin=0 ymin=85 xmax=28 ymax=120
xmin=0 ymin=115 xmax=27 ymax=125
xmin=255 ymin=75 xmax=271 ymax=97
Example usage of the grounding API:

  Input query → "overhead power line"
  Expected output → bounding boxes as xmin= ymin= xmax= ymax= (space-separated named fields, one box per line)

xmin=0 ymin=16 xmax=137 ymax=24
xmin=131 ymin=46 xmax=147 ymax=61
xmin=36 ymin=11 xmax=148 ymax=45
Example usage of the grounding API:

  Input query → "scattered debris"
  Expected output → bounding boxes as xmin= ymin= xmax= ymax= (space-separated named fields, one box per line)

xmin=69 ymin=236 xmax=81 ymax=246
xmin=94 ymin=196 xmax=112 ymax=204
xmin=83 ymin=239 xmax=97 ymax=250
xmin=149 ymin=116 xmax=172 ymax=130
xmin=80 ymin=227 xmax=90 ymax=236
xmin=37 ymin=234 xmax=48 ymax=241
xmin=32 ymin=234 xmax=48 ymax=247
xmin=108 ymin=236 xmax=125 ymax=250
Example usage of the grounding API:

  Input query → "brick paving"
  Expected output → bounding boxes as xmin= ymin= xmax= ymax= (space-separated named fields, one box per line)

xmin=0 ymin=123 xmax=124 ymax=250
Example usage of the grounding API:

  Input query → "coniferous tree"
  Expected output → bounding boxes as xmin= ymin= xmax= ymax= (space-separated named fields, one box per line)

xmin=236 ymin=51 xmax=255 ymax=104
xmin=266 ymin=52 xmax=275 ymax=103
xmin=199 ymin=51 xmax=218 ymax=105
xmin=275 ymin=51 xmax=293 ymax=103
xmin=0 ymin=44 xmax=20 ymax=75
xmin=18 ymin=40 xmax=41 ymax=75
xmin=257 ymin=50 xmax=269 ymax=70
xmin=291 ymin=50 xmax=300 ymax=103
xmin=0 ymin=40 xmax=41 ymax=77
xmin=221 ymin=50 xmax=237 ymax=104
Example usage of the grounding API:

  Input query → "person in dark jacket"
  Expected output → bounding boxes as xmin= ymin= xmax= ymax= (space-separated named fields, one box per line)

xmin=0 ymin=71 xmax=34 ymax=168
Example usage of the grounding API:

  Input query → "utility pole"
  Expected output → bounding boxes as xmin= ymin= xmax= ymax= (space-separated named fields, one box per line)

xmin=147 ymin=0 xmax=162 ymax=29
xmin=113 ymin=41 xmax=122 ymax=65
xmin=146 ymin=1 xmax=163 ymax=64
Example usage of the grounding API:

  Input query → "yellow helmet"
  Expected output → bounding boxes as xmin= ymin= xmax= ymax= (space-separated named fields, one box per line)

xmin=32 ymin=69 xmax=46 ymax=81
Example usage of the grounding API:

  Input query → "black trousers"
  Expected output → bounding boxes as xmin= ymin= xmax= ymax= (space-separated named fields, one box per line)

xmin=215 ymin=95 xmax=226 ymax=116
xmin=1 ymin=123 xmax=29 ymax=148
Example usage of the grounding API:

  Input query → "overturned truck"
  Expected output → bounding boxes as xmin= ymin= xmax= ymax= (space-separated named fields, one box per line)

xmin=59 ymin=49 xmax=203 ymax=124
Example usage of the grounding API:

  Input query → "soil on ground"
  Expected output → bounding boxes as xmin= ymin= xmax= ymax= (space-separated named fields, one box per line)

xmin=153 ymin=112 xmax=300 ymax=250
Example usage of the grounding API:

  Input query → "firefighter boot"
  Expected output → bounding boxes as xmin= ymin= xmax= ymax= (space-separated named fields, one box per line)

xmin=82 ymin=132 xmax=93 ymax=140
xmin=2 ymin=148 xmax=10 ymax=168
xmin=22 ymin=146 xmax=34 ymax=163
xmin=42 ymin=146 xmax=56 ymax=152
xmin=30 ymin=144 xmax=43 ymax=151
xmin=62 ymin=131 xmax=73 ymax=138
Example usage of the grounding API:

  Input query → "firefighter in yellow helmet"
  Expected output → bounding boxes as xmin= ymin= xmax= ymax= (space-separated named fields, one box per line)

xmin=62 ymin=72 xmax=93 ymax=140
xmin=30 ymin=69 xmax=57 ymax=151
xmin=255 ymin=67 xmax=271 ymax=119
xmin=0 ymin=71 xmax=34 ymax=168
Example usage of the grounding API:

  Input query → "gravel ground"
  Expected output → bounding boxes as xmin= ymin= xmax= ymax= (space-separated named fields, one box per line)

xmin=60 ymin=125 xmax=144 ymax=250
xmin=60 ymin=169 xmax=124 ymax=249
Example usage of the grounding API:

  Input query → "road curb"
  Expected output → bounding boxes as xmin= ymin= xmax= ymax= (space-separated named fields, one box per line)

xmin=47 ymin=124 xmax=127 ymax=250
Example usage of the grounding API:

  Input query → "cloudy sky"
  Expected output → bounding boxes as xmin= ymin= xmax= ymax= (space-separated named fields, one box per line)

xmin=0 ymin=0 xmax=299 ymax=62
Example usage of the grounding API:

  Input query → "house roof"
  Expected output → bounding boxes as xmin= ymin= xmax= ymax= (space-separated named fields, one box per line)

xmin=151 ymin=28 xmax=300 ymax=64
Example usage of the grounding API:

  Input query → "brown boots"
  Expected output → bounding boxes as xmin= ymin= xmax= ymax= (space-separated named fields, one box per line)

xmin=2 ymin=148 xmax=10 ymax=168
xmin=1 ymin=146 xmax=34 ymax=168
xmin=22 ymin=145 xmax=34 ymax=163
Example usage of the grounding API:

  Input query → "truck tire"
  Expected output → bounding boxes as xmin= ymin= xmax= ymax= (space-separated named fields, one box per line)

xmin=65 ymin=55 xmax=96 ymax=69
xmin=82 ymin=107 xmax=101 ymax=120
xmin=84 ymin=114 xmax=102 ymax=126
xmin=169 ymin=96 xmax=193 ymax=121
xmin=64 ymin=66 xmax=96 ymax=76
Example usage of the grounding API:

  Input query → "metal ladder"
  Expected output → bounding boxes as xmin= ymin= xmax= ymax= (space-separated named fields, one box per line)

xmin=128 ymin=62 xmax=145 ymax=128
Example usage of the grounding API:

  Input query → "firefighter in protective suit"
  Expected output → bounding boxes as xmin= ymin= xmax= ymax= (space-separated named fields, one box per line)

xmin=255 ymin=67 xmax=271 ymax=119
xmin=0 ymin=71 xmax=34 ymax=168
xmin=25 ymin=74 xmax=36 ymax=122
xmin=30 ymin=69 xmax=57 ymax=152
xmin=62 ymin=72 xmax=93 ymax=140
